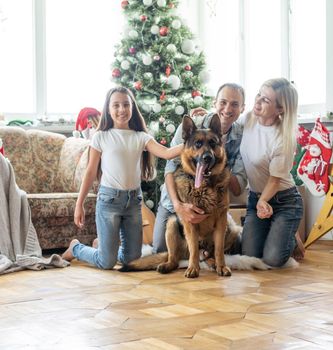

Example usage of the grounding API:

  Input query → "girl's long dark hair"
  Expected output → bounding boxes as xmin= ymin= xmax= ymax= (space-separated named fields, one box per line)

xmin=97 ymin=86 xmax=156 ymax=181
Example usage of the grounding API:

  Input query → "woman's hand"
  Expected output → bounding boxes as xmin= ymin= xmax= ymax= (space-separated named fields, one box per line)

xmin=256 ymin=200 xmax=273 ymax=219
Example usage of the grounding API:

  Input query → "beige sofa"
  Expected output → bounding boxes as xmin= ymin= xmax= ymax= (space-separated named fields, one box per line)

xmin=0 ymin=126 xmax=97 ymax=250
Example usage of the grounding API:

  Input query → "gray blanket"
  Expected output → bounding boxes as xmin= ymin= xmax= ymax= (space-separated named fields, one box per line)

xmin=0 ymin=154 xmax=69 ymax=274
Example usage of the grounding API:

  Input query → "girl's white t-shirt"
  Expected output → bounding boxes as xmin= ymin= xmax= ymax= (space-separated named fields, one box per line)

xmin=91 ymin=129 xmax=153 ymax=190
xmin=239 ymin=113 xmax=294 ymax=193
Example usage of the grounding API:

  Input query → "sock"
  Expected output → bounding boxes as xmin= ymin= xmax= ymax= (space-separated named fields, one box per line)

xmin=291 ymin=125 xmax=311 ymax=186
xmin=297 ymin=118 xmax=332 ymax=196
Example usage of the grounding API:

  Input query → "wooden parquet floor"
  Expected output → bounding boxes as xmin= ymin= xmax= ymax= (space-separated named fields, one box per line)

xmin=1 ymin=241 xmax=333 ymax=350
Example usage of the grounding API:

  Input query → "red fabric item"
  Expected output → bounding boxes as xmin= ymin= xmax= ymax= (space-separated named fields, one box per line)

xmin=298 ymin=118 xmax=332 ymax=196
xmin=75 ymin=107 xmax=100 ymax=131
xmin=0 ymin=138 xmax=4 ymax=156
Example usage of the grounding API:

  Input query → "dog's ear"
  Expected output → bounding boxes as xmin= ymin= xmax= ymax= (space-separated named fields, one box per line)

xmin=182 ymin=115 xmax=197 ymax=141
xmin=209 ymin=114 xmax=222 ymax=137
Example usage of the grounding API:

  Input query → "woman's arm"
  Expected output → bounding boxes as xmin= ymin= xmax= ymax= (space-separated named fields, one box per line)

xmin=146 ymin=139 xmax=183 ymax=160
xmin=256 ymin=175 xmax=281 ymax=219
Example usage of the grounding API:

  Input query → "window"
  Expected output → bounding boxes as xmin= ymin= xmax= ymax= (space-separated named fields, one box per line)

xmin=290 ymin=0 xmax=326 ymax=112
xmin=0 ymin=0 xmax=329 ymax=118
xmin=0 ymin=0 xmax=34 ymax=113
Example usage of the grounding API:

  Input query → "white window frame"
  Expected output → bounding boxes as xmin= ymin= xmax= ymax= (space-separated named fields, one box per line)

xmin=4 ymin=0 xmax=332 ymax=121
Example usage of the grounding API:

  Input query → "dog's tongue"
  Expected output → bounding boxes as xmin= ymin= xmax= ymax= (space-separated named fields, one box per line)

xmin=195 ymin=163 xmax=208 ymax=188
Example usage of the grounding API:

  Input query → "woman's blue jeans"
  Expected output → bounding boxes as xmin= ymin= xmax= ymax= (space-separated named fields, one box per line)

xmin=73 ymin=185 xmax=143 ymax=269
xmin=241 ymin=187 xmax=303 ymax=267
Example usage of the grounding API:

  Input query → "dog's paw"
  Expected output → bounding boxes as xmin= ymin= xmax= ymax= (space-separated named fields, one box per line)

xmin=184 ymin=265 xmax=200 ymax=278
xmin=216 ymin=265 xmax=232 ymax=277
xmin=157 ymin=262 xmax=177 ymax=274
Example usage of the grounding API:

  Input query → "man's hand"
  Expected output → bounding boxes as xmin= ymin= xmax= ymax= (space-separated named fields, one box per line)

xmin=256 ymin=200 xmax=273 ymax=219
xmin=174 ymin=202 xmax=209 ymax=223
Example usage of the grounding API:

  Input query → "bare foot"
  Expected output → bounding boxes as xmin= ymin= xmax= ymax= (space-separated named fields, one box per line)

xmin=293 ymin=232 xmax=305 ymax=261
xmin=92 ymin=238 xmax=98 ymax=249
xmin=62 ymin=239 xmax=80 ymax=261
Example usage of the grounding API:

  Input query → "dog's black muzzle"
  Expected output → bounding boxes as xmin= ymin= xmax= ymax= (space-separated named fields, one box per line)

xmin=195 ymin=151 xmax=215 ymax=174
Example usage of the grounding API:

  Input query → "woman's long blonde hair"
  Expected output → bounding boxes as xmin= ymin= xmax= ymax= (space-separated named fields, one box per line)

xmin=247 ymin=78 xmax=298 ymax=158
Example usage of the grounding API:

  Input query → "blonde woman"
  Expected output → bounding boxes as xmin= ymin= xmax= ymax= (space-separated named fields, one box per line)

xmin=239 ymin=78 xmax=303 ymax=267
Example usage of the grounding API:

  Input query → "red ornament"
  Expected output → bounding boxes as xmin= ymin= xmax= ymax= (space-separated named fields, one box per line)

xmin=121 ymin=1 xmax=129 ymax=9
xmin=192 ymin=90 xmax=201 ymax=98
xmin=129 ymin=47 xmax=136 ymax=55
xmin=159 ymin=26 xmax=169 ymax=36
xmin=134 ymin=81 xmax=142 ymax=90
xmin=160 ymin=91 xmax=166 ymax=101
xmin=140 ymin=14 xmax=147 ymax=22
xmin=165 ymin=65 xmax=171 ymax=77
xmin=185 ymin=65 xmax=191 ymax=71
xmin=111 ymin=68 xmax=121 ymax=78
xmin=160 ymin=138 xmax=167 ymax=145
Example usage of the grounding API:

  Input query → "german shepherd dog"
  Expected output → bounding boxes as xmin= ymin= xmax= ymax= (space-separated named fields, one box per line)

xmin=122 ymin=114 xmax=238 ymax=278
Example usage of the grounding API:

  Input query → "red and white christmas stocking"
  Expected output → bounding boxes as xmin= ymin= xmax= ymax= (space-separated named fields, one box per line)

xmin=297 ymin=118 xmax=332 ymax=196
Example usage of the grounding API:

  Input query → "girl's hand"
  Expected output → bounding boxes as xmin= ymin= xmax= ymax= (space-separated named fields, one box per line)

xmin=74 ymin=203 xmax=85 ymax=228
xmin=190 ymin=107 xmax=208 ymax=118
xmin=256 ymin=200 xmax=273 ymax=219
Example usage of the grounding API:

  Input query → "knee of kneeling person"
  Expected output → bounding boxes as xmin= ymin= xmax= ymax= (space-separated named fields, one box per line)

xmin=97 ymin=257 xmax=117 ymax=270
xmin=263 ymin=252 xmax=289 ymax=268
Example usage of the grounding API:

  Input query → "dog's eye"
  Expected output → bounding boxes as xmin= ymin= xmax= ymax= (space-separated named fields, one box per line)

xmin=194 ymin=140 xmax=203 ymax=148
xmin=209 ymin=140 xmax=217 ymax=148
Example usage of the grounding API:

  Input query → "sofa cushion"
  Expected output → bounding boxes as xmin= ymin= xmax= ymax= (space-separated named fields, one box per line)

xmin=55 ymin=137 xmax=90 ymax=192
xmin=0 ymin=126 xmax=34 ymax=192
xmin=27 ymin=130 xmax=66 ymax=193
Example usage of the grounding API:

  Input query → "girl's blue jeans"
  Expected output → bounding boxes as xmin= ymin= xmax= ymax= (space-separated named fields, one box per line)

xmin=73 ymin=185 xmax=143 ymax=269
xmin=241 ymin=186 xmax=303 ymax=267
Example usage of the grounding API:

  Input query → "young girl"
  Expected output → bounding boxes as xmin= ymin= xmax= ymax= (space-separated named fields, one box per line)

xmin=62 ymin=87 xmax=183 ymax=269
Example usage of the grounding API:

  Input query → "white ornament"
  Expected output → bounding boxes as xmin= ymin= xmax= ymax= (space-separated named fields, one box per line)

xmin=150 ymin=25 xmax=160 ymax=35
xmin=167 ymin=75 xmax=181 ymax=90
xmin=145 ymin=199 xmax=154 ymax=209
xmin=166 ymin=44 xmax=177 ymax=53
xmin=149 ymin=121 xmax=159 ymax=136
xmin=143 ymin=0 xmax=153 ymax=6
xmin=142 ymin=103 xmax=151 ymax=112
xmin=157 ymin=0 xmax=166 ymax=7
xmin=143 ymin=72 xmax=153 ymax=80
xmin=153 ymin=103 xmax=162 ymax=113
xmin=166 ymin=123 xmax=176 ymax=134
xmin=129 ymin=30 xmax=138 ymax=39
xmin=199 ymin=70 xmax=210 ymax=83
xmin=142 ymin=55 xmax=152 ymax=65
xmin=171 ymin=19 xmax=181 ymax=29
xmin=120 ymin=60 xmax=130 ymax=70
xmin=194 ymin=96 xmax=204 ymax=106
xmin=181 ymin=39 xmax=195 ymax=54
xmin=175 ymin=105 xmax=185 ymax=115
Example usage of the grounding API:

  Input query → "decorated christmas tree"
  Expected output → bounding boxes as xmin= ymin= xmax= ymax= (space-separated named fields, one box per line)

xmin=111 ymin=0 xmax=212 ymax=211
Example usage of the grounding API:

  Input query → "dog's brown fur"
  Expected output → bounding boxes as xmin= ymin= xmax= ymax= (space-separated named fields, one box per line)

xmin=122 ymin=114 xmax=235 ymax=278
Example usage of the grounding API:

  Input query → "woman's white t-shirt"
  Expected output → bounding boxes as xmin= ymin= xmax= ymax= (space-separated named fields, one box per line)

xmin=239 ymin=113 xmax=294 ymax=193
xmin=91 ymin=129 xmax=153 ymax=190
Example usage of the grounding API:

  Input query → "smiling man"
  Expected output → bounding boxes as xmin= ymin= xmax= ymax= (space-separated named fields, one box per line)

xmin=152 ymin=83 xmax=247 ymax=253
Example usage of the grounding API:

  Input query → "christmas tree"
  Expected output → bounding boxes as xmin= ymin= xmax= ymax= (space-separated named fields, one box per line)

xmin=111 ymin=0 xmax=212 ymax=211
